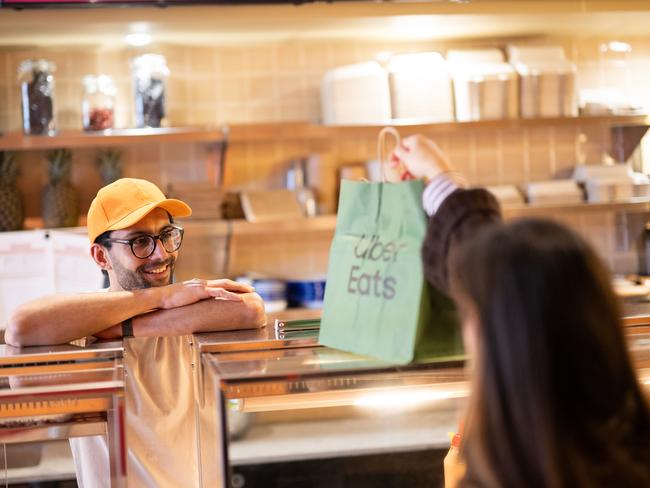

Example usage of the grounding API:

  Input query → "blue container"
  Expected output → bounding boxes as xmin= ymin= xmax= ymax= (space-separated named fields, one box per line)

xmin=286 ymin=279 xmax=326 ymax=309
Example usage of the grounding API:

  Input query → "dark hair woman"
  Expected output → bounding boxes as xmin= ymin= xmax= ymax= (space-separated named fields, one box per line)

xmin=450 ymin=219 xmax=650 ymax=488
xmin=392 ymin=134 xmax=650 ymax=488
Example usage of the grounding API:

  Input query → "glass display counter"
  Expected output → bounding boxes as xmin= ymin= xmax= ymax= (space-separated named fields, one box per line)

xmin=195 ymin=324 xmax=650 ymax=488
xmin=196 ymin=324 xmax=467 ymax=488
xmin=0 ymin=341 xmax=126 ymax=486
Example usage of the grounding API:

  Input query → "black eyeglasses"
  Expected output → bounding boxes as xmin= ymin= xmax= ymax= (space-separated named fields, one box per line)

xmin=102 ymin=225 xmax=184 ymax=259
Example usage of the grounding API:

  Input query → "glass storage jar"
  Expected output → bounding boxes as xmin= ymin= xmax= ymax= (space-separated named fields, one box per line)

xmin=18 ymin=59 xmax=56 ymax=136
xmin=132 ymin=54 xmax=170 ymax=128
xmin=82 ymin=75 xmax=117 ymax=131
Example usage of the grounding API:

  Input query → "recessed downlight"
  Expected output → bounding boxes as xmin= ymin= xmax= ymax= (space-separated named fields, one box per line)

xmin=125 ymin=33 xmax=152 ymax=47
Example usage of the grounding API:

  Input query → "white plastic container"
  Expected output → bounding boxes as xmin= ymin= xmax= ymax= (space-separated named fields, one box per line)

xmin=573 ymin=163 xmax=641 ymax=202
xmin=585 ymin=179 xmax=634 ymax=202
xmin=523 ymin=180 xmax=584 ymax=205
xmin=447 ymin=49 xmax=518 ymax=122
xmin=387 ymin=52 xmax=454 ymax=122
xmin=321 ymin=61 xmax=391 ymax=125
xmin=573 ymin=163 xmax=631 ymax=184
xmin=507 ymin=45 xmax=577 ymax=118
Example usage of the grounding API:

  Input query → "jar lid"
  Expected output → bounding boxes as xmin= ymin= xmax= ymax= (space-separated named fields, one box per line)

xmin=132 ymin=54 xmax=170 ymax=79
xmin=83 ymin=74 xmax=117 ymax=96
xmin=18 ymin=59 xmax=56 ymax=76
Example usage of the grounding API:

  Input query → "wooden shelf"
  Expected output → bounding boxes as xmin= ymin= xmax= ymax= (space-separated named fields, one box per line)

xmin=502 ymin=198 xmax=650 ymax=218
xmin=19 ymin=215 xmax=336 ymax=237
xmin=227 ymin=114 xmax=650 ymax=143
xmin=229 ymin=215 xmax=337 ymax=236
xmin=0 ymin=127 xmax=226 ymax=151
xmin=2 ymin=115 xmax=647 ymax=152
xmin=23 ymin=216 xmax=87 ymax=231
xmin=17 ymin=201 xmax=650 ymax=235
xmin=185 ymin=201 xmax=650 ymax=234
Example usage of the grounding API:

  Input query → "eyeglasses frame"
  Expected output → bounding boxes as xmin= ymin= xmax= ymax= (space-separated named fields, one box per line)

xmin=100 ymin=224 xmax=185 ymax=259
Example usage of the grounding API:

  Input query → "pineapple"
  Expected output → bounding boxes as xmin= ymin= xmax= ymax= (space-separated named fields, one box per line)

xmin=0 ymin=152 xmax=24 ymax=231
xmin=96 ymin=149 xmax=122 ymax=186
xmin=42 ymin=148 xmax=80 ymax=228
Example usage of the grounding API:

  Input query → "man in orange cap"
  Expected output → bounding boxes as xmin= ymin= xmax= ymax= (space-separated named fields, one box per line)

xmin=6 ymin=178 xmax=265 ymax=345
xmin=5 ymin=178 xmax=266 ymax=488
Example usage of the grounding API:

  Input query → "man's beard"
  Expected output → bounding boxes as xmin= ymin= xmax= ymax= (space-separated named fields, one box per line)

xmin=111 ymin=257 xmax=176 ymax=291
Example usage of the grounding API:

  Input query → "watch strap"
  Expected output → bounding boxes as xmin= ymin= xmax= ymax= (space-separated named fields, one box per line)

xmin=122 ymin=318 xmax=134 ymax=338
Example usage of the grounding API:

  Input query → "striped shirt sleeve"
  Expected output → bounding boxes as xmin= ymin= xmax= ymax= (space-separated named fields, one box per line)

xmin=422 ymin=171 xmax=468 ymax=217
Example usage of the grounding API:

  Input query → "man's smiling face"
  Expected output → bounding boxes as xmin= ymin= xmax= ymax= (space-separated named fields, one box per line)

xmin=103 ymin=208 xmax=179 ymax=291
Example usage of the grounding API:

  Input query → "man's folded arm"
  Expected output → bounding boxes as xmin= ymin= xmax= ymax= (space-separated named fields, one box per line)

xmin=128 ymin=292 xmax=266 ymax=337
xmin=5 ymin=290 xmax=162 ymax=347
xmin=4 ymin=279 xmax=252 ymax=347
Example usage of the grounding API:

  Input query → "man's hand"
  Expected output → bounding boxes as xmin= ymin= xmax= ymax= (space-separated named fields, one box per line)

xmin=157 ymin=278 xmax=254 ymax=310
xmin=392 ymin=134 xmax=453 ymax=182
xmin=93 ymin=324 xmax=122 ymax=340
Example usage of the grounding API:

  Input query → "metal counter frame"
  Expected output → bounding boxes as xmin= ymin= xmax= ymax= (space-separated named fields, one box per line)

xmin=196 ymin=323 xmax=650 ymax=488
xmin=0 ymin=341 xmax=126 ymax=487
xmin=201 ymin=338 xmax=467 ymax=487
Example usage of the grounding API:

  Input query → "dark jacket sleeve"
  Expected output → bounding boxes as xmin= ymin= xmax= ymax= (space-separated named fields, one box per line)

xmin=422 ymin=188 xmax=502 ymax=295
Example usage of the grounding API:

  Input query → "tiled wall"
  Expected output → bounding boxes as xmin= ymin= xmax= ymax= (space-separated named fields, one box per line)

xmin=2 ymin=35 xmax=650 ymax=276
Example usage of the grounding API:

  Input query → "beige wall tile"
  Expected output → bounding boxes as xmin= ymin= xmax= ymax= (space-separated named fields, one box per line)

xmin=276 ymin=44 xmax=304 ymax=72
xmin=330 ymin=43 xmax=362 ymax=67
xmin=248 ymin=75 xmax=275 ymax=102
xmin=165 ymin=107 xmax=191 ymax=126
xmin=220 ymin=48 xmax=246 ymax=74
xmin=276 ymin=74 xmax=305 ymax=103
xmin=279 ymin=102 xmax=310 ymax=122
xmin=218 ymin=101 xmax=248 ymax=123
xmin=96 ymin=50 xmax=128 ymax=79
xmin=245 ymin=46 xmax=277 ymax=74
xmin=66 ymin=51 xmax=99 ymax=78
xmin=157 ymin=46 xmax=189 ymax=77
xmin=446 ymin=133 xmax=473 ymax=179
xmin=188 ymin=76 xmax=218 ymax=106
xmin=249 ymin=102 xmax=280 ymax=122
xmin=188 ymin=47 xmax=217 ymax=75
xmin=167 ymin=78 xmax=190 ymax=106
xmin=303 ymin=43 xmax=334 ymax=71
xmin=500 ymin=129 xmax=526 ymax=184
xmin=219 ymin=76 xmax=246 ymax=103
xmin=190 ymin=107 xmax=218 ymax=125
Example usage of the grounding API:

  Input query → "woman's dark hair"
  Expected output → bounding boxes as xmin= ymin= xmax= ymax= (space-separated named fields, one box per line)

xmin=450 ymin=219 xmax=650 ymax=488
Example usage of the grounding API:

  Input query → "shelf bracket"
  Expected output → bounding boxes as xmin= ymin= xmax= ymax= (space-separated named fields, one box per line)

xmin=218 ymin=125 xmax=230 ymax=188
xmin=609 ymin=124 xmax=650 ymax=163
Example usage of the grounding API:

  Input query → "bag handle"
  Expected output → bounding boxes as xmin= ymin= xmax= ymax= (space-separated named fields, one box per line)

xmin=377 ymin=126 xmax=401 ymax=183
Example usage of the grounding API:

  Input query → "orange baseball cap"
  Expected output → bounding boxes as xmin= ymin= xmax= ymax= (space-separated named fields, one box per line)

xmin=87 ymin=178 xmax=192 ymax=243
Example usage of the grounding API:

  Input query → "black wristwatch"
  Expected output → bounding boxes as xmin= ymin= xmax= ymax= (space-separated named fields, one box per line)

xmin=122 ymin=318 xmax=134 ymax=338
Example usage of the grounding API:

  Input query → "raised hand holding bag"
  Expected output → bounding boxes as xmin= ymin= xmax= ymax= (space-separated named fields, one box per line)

xmin=319 ymin=128 xmax=463 ymax=364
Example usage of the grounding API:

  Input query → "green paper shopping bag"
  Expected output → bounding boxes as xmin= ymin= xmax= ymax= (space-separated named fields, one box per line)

xmin=319 ymin=131 xmax=463 ymax=364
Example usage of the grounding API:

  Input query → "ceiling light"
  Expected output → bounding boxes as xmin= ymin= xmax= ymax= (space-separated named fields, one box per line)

xmin=600 ymin=41 xmax=632 ymax=53
xmin=125 ymin=33 xmax=152 ymax=47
